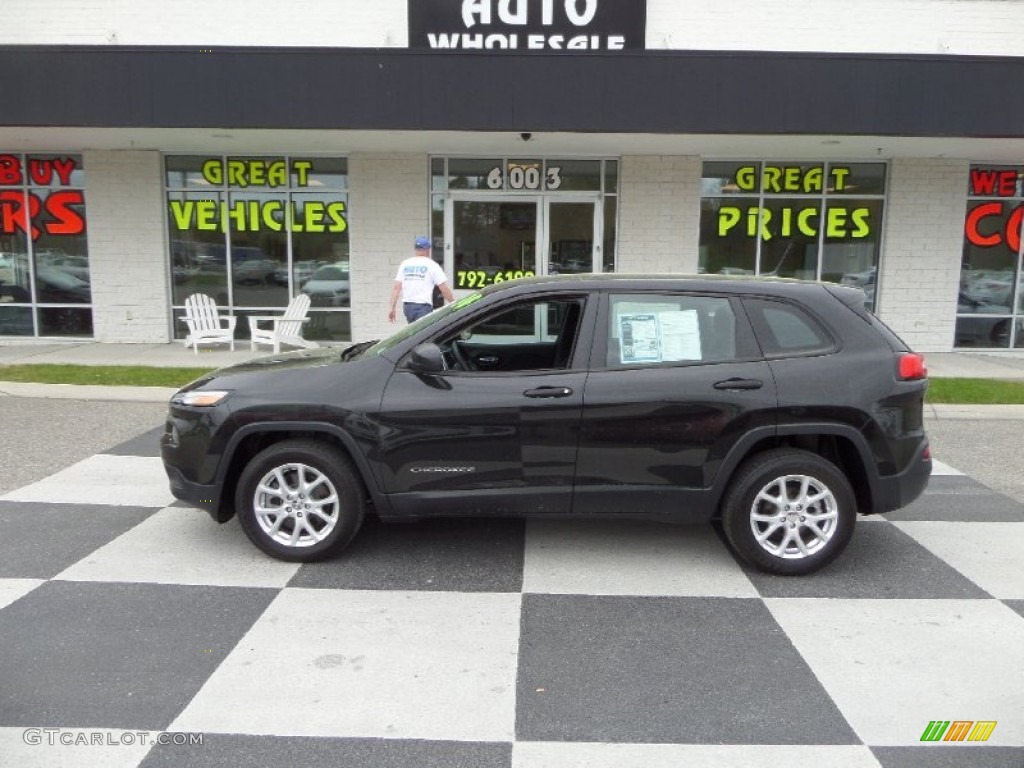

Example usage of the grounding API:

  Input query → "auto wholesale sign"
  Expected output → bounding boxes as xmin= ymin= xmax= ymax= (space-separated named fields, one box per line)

xmin=409 ymin=0 xmax=647 ymax=52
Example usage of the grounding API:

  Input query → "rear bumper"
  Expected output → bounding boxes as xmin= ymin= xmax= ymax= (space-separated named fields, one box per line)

xmin=873 ymin=441 xmax=931 ymax=514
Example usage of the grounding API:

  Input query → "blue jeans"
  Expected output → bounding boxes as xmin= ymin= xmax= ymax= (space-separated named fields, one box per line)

xmin=403 ymin=302 xmax=433 ymax=323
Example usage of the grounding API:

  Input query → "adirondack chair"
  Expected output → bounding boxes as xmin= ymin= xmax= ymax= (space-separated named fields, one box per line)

xmin=181 ymin=293 xmax=236 ymax=354
xmin=248 ymin=293 xmax=320 ymax=353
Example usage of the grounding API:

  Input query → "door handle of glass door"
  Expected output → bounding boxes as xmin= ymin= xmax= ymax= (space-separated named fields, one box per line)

xmin=523 ymin=386 xmax=573 ymax=398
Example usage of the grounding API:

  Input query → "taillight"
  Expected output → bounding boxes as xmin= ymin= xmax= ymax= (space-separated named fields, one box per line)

xmin=898 ymin=352 xmax=927 ymax=380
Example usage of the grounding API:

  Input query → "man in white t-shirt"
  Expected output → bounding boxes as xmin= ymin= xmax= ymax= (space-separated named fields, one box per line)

xmin=388 ymin=236 xmax=454 ymax=323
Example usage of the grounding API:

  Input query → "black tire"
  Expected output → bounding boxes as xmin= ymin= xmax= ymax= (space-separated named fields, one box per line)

xmin=721 ymin=448 xmax=856 ymax=575
xmin=235 ymin=439 xmax=365 ymax=562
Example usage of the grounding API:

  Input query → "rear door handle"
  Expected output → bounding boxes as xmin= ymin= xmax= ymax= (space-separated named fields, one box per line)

xmin=524 ymin=386 xmax=574 ymax=398
xmin=713 ymin=378 xmax=763 ymax=391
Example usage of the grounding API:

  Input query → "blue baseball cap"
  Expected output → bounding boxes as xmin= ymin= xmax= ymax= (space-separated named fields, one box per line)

xmin=414 ymin=236 xmax=431 ymax=250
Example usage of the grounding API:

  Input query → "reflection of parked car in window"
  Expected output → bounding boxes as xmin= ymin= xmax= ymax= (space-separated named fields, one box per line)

xmin=300 ymin=263 xmax=350 ymax=306
xmin=232 ymin=259 xmax=278 ymax=285
xmin=840 ymin=267 xmax=876 ymax=288
xmin=273 ymin=260 xmax=323 ymax=286
xmin=963 ymin=269 xmax=1015 ymax=308
xmin=840 ymin=267 xmax=877 ymax=307
xmin=46 ymin=255 xmax=90 ymax=282
xmin=956 ymin=292 xmax=1012 ymax=347
xmin=35 ymin=265 xmax=91 ymax=303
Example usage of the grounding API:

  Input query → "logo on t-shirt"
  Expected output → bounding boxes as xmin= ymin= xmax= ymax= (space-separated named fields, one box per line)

xmin=403 ymin=265 xmax=430 ymax=279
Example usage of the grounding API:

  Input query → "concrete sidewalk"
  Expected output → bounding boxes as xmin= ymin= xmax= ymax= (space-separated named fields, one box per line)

xmin=1 ymin=342 xmax=1023 ymax=418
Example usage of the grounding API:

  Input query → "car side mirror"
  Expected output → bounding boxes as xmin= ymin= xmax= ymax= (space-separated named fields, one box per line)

xmin=406 ymin=343 xmax=445 ymax=374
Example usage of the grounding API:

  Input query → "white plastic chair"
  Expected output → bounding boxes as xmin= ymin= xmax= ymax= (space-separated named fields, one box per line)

xmin=248 ymin=293 xmax=320 ymax=354
xmin=181 ymin=293 xmax=236 ymax=354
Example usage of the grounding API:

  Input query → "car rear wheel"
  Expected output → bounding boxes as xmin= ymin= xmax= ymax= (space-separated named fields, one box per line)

xmin=236 ymin=439 xmax=365 ymax=562
xmin=721 ymin=449 xmax=856 ymax=575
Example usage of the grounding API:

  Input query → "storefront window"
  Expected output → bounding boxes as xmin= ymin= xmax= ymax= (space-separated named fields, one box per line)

xmin=0 ymin=153 xmax=91 ymax=337
xmin=699 ymin=162 xmax=887 ymax=310
xmin=956 ymin=164 xmax=1024 ymax=348
xmin=165 ymin=155 xmax=350 ymax=342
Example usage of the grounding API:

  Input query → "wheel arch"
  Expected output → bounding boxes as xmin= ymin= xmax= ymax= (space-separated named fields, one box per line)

xmin=215 ymin=422 xmax=386 ymax=523
xmin=709 ymin=423 xmax=879 ymax=516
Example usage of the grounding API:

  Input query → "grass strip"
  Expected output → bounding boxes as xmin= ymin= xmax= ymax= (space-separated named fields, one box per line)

xmin=0 ymin=364 xmax=214 ymax=388
xmin=926 ymin=377 xmax=1024 ymax=404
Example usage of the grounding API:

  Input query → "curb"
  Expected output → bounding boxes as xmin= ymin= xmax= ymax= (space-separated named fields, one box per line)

xmin=0 ymin=381 xmax=176 ymax=403
xmin=924 ymin=403 xmax=1024 ymax=420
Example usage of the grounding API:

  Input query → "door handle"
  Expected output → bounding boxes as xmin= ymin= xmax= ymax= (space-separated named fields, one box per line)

xmin=476 ymin=355 xmax=499 ymax=366
xmin=523 ymin=386 xmax=574 ymax=398
xmin=713 ymin=378 xmax=763 ymax=391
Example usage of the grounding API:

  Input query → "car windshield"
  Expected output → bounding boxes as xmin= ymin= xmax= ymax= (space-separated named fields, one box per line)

xmin=364 ymin=292 xmax=485 ymax=358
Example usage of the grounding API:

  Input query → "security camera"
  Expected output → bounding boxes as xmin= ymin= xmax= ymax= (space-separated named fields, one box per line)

xmin=520 ymin=132 xmax=532 ymax=142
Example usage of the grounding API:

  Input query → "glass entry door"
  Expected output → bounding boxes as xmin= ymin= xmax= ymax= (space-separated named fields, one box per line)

xmin=447 ymin=196 xmax=600 ymax=292
xmin=449 ymin=198 xmax=538 ymax=292
xmin=546 ymin=199 xmax=600 ymax=275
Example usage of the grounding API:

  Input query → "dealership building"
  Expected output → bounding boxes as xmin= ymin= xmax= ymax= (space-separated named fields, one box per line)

xmin=2 ymin=0 xmax=1024 ymax=351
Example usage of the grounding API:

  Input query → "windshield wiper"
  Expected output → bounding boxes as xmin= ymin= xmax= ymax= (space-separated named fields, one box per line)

xmin=340 ymin=340 xmax=379 ymax=361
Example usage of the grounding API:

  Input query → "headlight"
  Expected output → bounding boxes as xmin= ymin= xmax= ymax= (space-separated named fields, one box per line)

xmin=171 ymin=390 xmax=231 ymax=407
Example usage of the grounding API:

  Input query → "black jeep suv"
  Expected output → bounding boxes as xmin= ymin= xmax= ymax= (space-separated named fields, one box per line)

xmin=161 ymin=275 xmax=930 ymax=575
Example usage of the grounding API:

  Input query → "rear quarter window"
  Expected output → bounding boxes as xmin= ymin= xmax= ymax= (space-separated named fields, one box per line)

xmin=743 ymin=298 xmax=835 ymax=357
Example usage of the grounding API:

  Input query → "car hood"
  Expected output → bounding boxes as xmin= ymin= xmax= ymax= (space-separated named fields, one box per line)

xmin=177 ymin=346 xmax=353 ymax=394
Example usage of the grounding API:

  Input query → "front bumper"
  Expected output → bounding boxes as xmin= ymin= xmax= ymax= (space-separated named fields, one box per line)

xmin=163 ymin=462 xmax=230 ymax=522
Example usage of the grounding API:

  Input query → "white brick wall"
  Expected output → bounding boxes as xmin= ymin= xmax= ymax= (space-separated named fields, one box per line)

xmin=0 ymin=0 xmax=407 ymax=46
xmin=877 ymin=158 xmax=967 ymax=352
xmin=617 ymin=155 xmax=701 ymax=274
xmin=348 ymin=154 xmax=430 ymax=343
xmin=5 ymin=0 xmax=1023 ymax=56
xmin=83 ymin=150 xmax=171 ymax=343
xmin=648 ymin=0 xmax=1024 ymax=55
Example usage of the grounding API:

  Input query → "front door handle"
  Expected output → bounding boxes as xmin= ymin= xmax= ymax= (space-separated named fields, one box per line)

xmin=713 ymin=378 xmax=763 ymax=391
xmin=524 ymin=386 xmax=574 ymax=398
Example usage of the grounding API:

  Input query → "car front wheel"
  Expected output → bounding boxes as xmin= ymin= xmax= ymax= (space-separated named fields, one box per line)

xmin=721 ymin=449 xmax=856 ymax=575
xmin=235 ymin=439 xmax=365 ymax=562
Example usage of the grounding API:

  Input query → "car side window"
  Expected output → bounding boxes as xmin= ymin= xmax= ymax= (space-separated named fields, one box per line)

xmin=438 ymin=297 xmax=584 ymax=372
xmin=606 ymin=294 xmax=738 ymax=367
xmin=743 ymin=298 xmax=835 ymax=356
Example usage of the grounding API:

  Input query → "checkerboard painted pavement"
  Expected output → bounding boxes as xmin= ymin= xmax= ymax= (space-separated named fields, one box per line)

xmin=1 ymin=425 xmax=1022 ymax=768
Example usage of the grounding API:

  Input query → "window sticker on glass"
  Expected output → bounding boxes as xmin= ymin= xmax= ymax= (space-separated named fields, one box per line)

xmin=659 ymin=310 xmax=702 ymax=361
xmin=618 ymin=313 xmax=661 ymax=363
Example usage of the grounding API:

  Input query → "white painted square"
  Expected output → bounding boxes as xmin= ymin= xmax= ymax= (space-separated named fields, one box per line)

xmin=171 ymin=588 xmax=521 ymax=741
xmin=0 ymin=727 xmax=156 ymax=768
xmin=0 ymin=579 xmax=44 ymax=610
xmin=55 ymin=507 xmax=299 ymax=588
xmin=929 ymin=460 xmax=964 ymax=476
xmin=523 ymin=520 xmax=757 ymax=597
xmin=0 ymin=455 xmax=174 ymax=507
xmin=765 ymin=599 xmax=1024 ymax=747
xmin=894 ymin=522 xmax=1024 ymax=599
xmin=512 ymin=743 xmax=883 ymax=768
